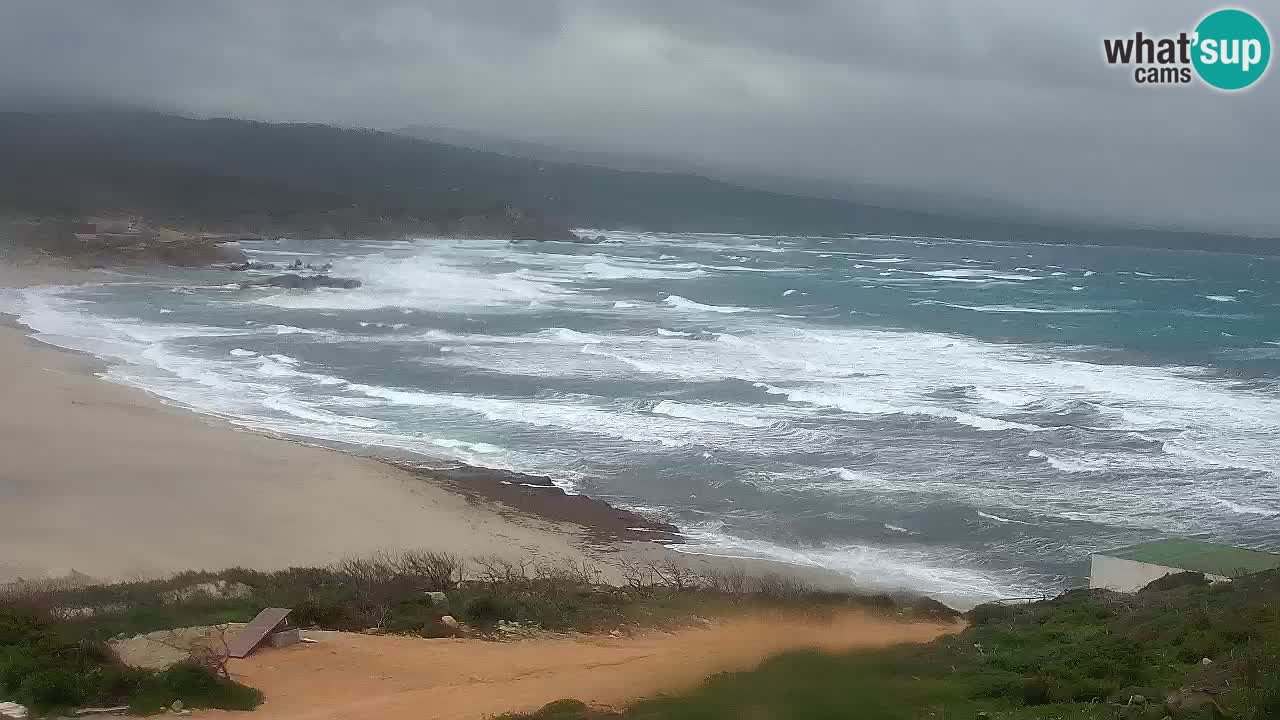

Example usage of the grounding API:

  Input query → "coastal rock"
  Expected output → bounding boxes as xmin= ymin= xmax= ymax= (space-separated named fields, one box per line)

xmin=409 ymin=464 xmax=683 ymax=544
xmin=239 ymin=273 xmax=361 ymax=290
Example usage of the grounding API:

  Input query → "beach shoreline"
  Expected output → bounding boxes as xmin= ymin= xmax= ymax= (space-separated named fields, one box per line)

xmin=0 ymin=261 xmax=861 ymax=595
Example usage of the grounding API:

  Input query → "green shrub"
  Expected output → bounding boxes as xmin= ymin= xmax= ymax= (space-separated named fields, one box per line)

xmin=968 ymin=602 xmax=1020 ymax=626
xmin=464 ymin=595 xmax=516 ymax=626
xmin=19 ymin=668 xmax=84 ymax=709
xmin=384 ymin=597 xmax=442 ymax=635
xmin=1141 ymin=571 xmax=1210 ymax=593
xmin=0 ymin=608 xmax=259 ymax=714
xmin=128 ymin=660 xmax=262 ymax=714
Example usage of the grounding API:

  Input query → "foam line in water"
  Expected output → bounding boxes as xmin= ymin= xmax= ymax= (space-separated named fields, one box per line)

xmin=663 ymin=295 xmax=751 ymax=314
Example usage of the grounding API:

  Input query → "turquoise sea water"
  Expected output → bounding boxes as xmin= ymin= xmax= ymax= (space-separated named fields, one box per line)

xmin=7 ymin=230 xmax=1279 ymax=603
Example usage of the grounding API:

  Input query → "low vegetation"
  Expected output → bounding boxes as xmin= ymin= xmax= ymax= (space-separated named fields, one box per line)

xmin=501 ymin=569 xmax=1280 ymax=720
xmin=0 ymin=606 xmax=260 ymax=716
xmin=0 ymin=552 xmax=953 ymax=716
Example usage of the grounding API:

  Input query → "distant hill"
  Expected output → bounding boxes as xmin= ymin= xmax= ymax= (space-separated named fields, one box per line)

xmin=0 ymin=110 xmax=1273 ymax=254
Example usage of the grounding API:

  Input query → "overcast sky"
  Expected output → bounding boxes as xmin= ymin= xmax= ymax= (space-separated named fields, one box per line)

xmin=1 ymin=1 xmax=1276 ymax=233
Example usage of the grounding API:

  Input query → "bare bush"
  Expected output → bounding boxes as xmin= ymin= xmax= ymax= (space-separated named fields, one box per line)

xmin=749 ymin=573 xmax=813 ymax=600
xmin=531 ymin=558 xmax=606 ymax=587
xmin=701 ymin=567 xmax=749 ymax=595
xmin=473 ymin=555 xmax=534 ymax=589
xmin=614 ymin=558 xmax=658 ymax=595
xmin=651 ymin=558 xmax=700 ymax=592
xmin=391 ymin=550 xmax=463 ymax=591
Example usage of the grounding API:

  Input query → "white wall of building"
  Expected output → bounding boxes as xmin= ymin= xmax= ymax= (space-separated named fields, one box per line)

xmin=1089 ymin=554 xmax=1228 ymax=592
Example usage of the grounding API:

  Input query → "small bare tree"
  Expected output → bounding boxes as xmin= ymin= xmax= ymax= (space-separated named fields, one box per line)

xmin=652 ymin=558 xmax=700 ymax=592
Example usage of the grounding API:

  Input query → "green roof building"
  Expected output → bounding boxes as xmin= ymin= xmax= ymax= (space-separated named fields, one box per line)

xmin=1090 ymin=539 xmax=1280 ymax=592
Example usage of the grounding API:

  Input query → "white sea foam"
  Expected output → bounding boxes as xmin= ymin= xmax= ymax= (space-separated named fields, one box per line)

xmin=581 ymin=260 xmax=705 ymax=280
xmin=256 ymin=249 xmax=580 ymax=312
xmin=916 ymin=269 xmax=1040 ymax=281
xmin=672 ymin=525 xmax=1035 ymax=602
xmin=580 ymin=345 xmax=666 ymax=373
xmin=760 ymin=383 xmax=1043 ymax=432
xmin=652 ymin=400 xmax=772 ymax=428
xmin=976 ymin=511 xmax=1031 ymax=525
xmin=1204 ymin=295 xmax=1238 ymax=303
xmin=663 ymin=295 xmax=750 ymax=314
xmin=262 ymin=394 xmax=379 ymax=428
xmin=349 ymin=383 xmax=704 ymax=447
xmin=429 ymin=437 xmax=504 ymax=454
xmin=1210 ymin=498 xmax=1280 ymax=516
xmin=268 ymin=324 xmax=324 ymax=335
xmin=917 ymin=301 xmax=1114 ymax=314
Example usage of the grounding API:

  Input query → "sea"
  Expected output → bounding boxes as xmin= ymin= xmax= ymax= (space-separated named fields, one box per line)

xmin=5 ymin=230 xmax=1279 ymax=605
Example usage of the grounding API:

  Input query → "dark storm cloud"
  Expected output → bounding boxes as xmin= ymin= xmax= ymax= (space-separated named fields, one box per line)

xmin=1 ymin=1 xmax=1276 ymax=233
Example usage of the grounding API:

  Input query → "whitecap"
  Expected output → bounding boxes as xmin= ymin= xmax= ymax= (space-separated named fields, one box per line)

xmin=663 ymin=295 xmax=750 ymax=314
xmin=917 ymin=300 xmax=1113 ymax=315
xmin=1210 ymin=498 xmax=1279 ymax=516
xmin=652 ymin=400 xmax=771 ymax=428
xmin=976 ymin=510 xmax=1032 ymax=525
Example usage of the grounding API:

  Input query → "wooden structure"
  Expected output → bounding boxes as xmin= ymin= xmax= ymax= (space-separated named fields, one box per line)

xmin=226 ymin=607 xmax=293 ymax=658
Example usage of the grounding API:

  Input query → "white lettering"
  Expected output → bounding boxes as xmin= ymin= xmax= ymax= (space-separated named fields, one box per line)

xmin=1200 ymin=38 xmax=1219 ymax=64
xmin=1242 ymin=38 xmax=1262 ymax=72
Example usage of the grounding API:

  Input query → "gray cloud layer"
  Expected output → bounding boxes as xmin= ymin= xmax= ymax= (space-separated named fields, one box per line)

xmin=1 ymin=1 xmax=1276 ymax=233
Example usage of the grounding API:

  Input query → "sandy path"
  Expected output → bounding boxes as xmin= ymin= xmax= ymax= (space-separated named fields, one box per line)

xmin=204 ymin=612 xmax=957 ymax=720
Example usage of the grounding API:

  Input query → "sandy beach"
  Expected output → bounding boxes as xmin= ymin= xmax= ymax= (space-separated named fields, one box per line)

xmin=0 ymin=263 xmax=601 ymax=585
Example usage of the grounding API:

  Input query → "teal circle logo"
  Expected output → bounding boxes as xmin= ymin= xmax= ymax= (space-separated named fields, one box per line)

xmin=1192 ymin=9 xmax=1270 ymax=90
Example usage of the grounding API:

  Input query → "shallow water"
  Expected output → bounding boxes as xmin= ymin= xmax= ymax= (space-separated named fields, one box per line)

xmin=7 ymin=230 xmax=1279 ymax=603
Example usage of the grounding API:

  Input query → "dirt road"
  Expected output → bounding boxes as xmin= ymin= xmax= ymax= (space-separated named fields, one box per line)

xmin=203 ymin=611 xmax=958 ymax=720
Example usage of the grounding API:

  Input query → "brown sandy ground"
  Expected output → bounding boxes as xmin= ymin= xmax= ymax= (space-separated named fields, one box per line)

xmin=202 ymin=611 xmax=958 ymax=720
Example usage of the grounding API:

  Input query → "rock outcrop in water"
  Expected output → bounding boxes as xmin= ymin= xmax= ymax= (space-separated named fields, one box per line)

xmin=238 ymin=273 xmax=361 ymax=290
